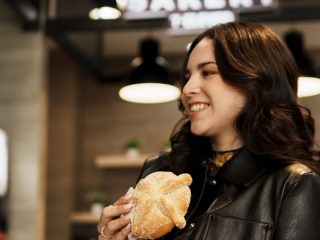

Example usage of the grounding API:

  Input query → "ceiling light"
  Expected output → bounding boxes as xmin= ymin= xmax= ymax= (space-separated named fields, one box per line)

xmin=89 ymin=0 xmax=122 ymax=20
xmin=116 ymin=0 xmax=128 ymax=11
xmin=119 ymin=83 xmax=180 ymax=104
xmin=119 ymin=38 xmax=180 ymax=104
xmin=298 ymin=76 xmax=320 ymax=98
xmin=89 ymin=7 xmax=121 ymax=20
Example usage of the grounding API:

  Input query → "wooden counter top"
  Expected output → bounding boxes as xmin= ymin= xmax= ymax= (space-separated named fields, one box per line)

xmin=71 ymin=212 xmax=100 ymax=224
xmin=95 ymin=154 xmax=153 ymax=168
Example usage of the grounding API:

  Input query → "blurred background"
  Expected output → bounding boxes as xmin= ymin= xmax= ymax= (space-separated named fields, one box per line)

xmin=0 ymin=0 xmax=319 ymax=239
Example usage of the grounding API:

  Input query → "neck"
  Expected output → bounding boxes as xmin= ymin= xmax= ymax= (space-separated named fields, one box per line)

xmin=210 ymin=134 xmax=244 ymax=152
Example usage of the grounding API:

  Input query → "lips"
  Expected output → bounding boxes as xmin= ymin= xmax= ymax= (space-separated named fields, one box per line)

xmin=190 ymin=103 xmax=210 ymax=112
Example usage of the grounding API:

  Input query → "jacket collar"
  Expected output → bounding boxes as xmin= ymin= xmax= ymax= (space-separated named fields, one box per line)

xmin=218 ymin=148 xmax=270 ymax=187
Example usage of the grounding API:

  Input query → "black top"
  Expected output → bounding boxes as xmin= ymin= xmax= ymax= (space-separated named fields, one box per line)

xmin=138 ymin=148 xmax=320 ymax=240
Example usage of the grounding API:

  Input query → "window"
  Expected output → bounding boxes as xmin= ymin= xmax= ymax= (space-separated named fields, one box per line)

xmin=0 ymin=129 xmax=8 ymax=197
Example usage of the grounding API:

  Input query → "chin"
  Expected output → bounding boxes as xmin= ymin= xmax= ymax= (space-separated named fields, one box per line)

xmin=190 ymin=126 xmax=206 ymax=136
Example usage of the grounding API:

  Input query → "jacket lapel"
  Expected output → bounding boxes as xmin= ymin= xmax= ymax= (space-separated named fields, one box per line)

xmin=219 ymin=148 xmax=270 ymax=187
xmin=209 ymin=148 xmax=270 ymax=212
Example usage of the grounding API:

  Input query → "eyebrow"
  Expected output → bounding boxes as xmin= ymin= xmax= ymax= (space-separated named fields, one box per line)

xmin=185 ymin=61 xmax=217 ymax=73
xmin=197 ymin=61 xmax=217 ymax=69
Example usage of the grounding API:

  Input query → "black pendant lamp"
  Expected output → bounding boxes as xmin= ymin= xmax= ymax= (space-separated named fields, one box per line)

xmin=119 ymin=38 xmax=180 ymax=104
xmin=284 ymin=30 xmax=320 ymax=97
xmin=89 ymin=0 xmax=122 ymax=20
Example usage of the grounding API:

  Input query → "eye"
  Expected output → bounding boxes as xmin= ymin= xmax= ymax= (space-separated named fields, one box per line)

xmin=202 ymin=70 xmax=215 ymax=78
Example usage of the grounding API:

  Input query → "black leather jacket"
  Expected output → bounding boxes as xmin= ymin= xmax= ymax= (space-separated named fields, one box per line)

xmin=138 ymin=148 xmax=320 ymax=240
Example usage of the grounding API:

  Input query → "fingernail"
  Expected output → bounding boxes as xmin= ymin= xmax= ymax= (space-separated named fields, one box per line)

xmin=127 ymin=187 xmax=134 ymax=194
xmin=124 ymin=214 xmax=131 ymax=220
xmin=124 ymin=203 xmax=133 ymax=209
xmin=126 ymin=223 xmax=131 ymax=229
xmin=123 ymin=194 xmax=132 ymax=200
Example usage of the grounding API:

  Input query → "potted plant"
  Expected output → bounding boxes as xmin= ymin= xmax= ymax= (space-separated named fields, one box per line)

xmin=88 ymin=191 xmax=106 ymax=215
xmin=124 ymin=138 xmax=141 ymax=160
xmin=162 ymin=140 xmax=172 ymax=152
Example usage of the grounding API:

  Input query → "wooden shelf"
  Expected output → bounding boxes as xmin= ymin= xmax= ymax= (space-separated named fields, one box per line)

xmin=95 ymin=154 xmax=153 ymax=169
xmin=70 ymin=212 xmax=100 ymax=224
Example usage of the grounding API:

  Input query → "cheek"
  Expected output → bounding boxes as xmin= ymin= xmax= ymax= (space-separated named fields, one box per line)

xmin=227 ymin=96 xmax=246 ymax=121
xmin=221 ymin=94 xmax=246 ymax=121
xmin=234 ymin=95 xmax=247 ymax=110
xmin=180 ymin=95 xmax=188 ymax=109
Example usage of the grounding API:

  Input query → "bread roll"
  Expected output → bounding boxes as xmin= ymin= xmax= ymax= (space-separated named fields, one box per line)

xmin=131 ymin=171 xmax=192 ymax=239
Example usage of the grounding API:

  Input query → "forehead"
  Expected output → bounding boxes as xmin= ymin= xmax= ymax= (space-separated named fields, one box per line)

xmin=187 ymin=38 xmax=215 ymax=68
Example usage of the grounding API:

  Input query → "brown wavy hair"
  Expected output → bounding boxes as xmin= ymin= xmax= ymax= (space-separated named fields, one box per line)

xmin=169 ymin=22 xmax=319 ymax=173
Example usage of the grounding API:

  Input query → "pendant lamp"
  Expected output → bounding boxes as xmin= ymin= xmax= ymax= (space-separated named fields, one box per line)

xmin=89 ymin=0 xmax=122 ymax=20
xmin=119 ymin=38 xmax=180 ymax=104
xmin=298 ymin=76 xmax=320 ymax=98
xmin=284 ymin=30 xmax=320 ymax=98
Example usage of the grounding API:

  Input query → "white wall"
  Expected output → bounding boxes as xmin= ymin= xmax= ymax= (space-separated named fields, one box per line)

xmin=0 ymin=2 xmax=46 ymax=240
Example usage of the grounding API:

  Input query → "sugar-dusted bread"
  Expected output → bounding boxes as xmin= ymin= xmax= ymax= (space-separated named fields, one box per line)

xmin=131 ymin=171 xmax=192 ymax=239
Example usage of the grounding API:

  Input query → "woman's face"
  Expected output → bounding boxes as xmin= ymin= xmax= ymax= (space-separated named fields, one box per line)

xmin=181 ymin=38 xmax=246 ymax=148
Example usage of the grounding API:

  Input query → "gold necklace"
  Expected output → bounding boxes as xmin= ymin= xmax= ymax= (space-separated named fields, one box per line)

xmin=213 ymin=151 xmax=236 ymax=167
xmin=208 ymin=150 xmax=238 ymax=176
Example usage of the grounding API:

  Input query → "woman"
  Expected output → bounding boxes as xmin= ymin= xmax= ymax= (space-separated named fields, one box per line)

xmin=97 ymin=22 xmax=320 ymax=240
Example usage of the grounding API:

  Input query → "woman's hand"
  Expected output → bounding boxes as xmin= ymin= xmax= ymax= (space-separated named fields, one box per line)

xmin=97 ymin=192 xmax=133 ymax=240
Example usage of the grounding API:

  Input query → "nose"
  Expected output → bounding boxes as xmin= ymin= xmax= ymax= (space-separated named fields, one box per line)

xmin=182 ymin=75 xmax=200 ymax=97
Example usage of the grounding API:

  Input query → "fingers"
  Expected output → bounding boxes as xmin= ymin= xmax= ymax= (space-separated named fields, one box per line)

xmin=114 ymin=223 xmax=131 ymax=240
xmin=114 ymin=193 xmax=132 ymax=206
xmin=97 ymin=203 xmax=133 ymax=233
xmin=98 ymin=195 xmax=133 ymax=232
xmin=105 ymin=202 xmax=133 ymax=219
xmin=97 ymin=191 xmax=133 ymax=240
xmin=108 ymin=213 xmax=132 ymax=234
xmin=97 ymin=205 xmax=112 ymax=232
xmin=98 ymin=223 xmax=131 ymax=240
xmin=98 ymin=235 xmax=107 ymax=240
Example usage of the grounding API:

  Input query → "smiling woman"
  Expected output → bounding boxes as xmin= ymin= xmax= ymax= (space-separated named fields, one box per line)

xmin=97 ymin=22 xmax=320 ymax=240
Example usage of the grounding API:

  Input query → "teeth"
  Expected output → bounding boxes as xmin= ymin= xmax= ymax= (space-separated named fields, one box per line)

xmin=190 ymin=104 xmax=209 ymax=112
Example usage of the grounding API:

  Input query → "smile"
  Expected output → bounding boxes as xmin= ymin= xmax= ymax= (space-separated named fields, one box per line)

xmin=190 ymin=103 xmax=210 ymax=112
